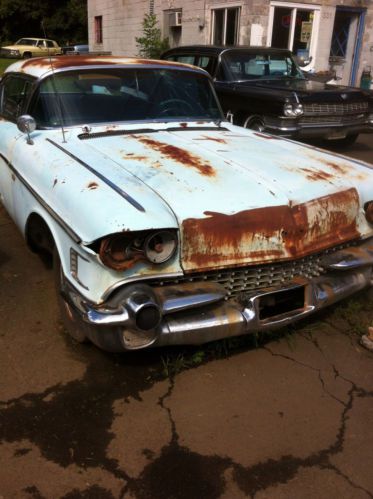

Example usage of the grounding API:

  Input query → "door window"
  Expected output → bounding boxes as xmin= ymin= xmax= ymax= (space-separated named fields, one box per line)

xmin=0 ymin=76 xmax=33 ymax=121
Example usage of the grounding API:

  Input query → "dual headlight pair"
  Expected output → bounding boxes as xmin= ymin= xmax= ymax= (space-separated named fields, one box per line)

xmin=283 ymin=103 xmax=304 ymax=117
xmin=99 ymin=230 xmax=178 ymax=271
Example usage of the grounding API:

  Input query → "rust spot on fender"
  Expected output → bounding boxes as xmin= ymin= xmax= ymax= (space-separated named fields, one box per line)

xmin=136 ymin=137 xmax=215 ymax=177
xmin=300 ymin=168 xmax=334 ymax=182
xmin=195 ymin=135 xmax=227 ymax=144
xmin=181 ymin=188 xmax=360 ymax=271
xmin=123 ymin=153 xmax=148 ymax=161
xmin=253 ymin=132 xmax=279 ymax=140
xmin=305 ymin=153 xmax=369 ymax=181
xmin=87 ymin=181 xmax=99 ymax=190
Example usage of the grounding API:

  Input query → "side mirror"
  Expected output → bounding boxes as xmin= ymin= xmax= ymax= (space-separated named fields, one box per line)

xmin=17 ymin=115 xmax=36 ymax=145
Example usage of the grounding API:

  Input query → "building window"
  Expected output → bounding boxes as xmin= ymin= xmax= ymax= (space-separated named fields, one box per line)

xmin=94 ymin=16 xmax=103 ymax=44
xmin=267 ymin=2 xmax=320 ymax=63
xmin=211 ymin=7 xmax=240 ymax=46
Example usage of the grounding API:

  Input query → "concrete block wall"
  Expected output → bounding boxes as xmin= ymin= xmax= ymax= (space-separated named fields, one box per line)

xmin=88 ymin=0 xmax=373 ymax=87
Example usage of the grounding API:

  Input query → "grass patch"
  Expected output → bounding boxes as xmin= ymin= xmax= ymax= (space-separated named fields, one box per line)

xmin=0 ymin=58 xmax=14 ymax=75
xmin=160 ymin=329 xmax=285 ymax=377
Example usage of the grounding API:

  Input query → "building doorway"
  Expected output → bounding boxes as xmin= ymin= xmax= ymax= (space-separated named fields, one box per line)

xmin=330 ymin=7 xmax=365 ymax=86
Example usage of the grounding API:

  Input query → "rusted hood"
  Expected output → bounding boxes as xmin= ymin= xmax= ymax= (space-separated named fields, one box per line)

xmin=67 ymin=124 xmax=373 ymax=271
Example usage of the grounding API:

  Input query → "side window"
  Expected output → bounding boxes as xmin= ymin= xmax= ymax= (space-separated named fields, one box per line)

xmin=195 ymin=56 xmax=216 ymax=76
xmin=47 ymin=41 xmax=54 ymax=48
xmin=174 ymin=55 xmax=196 ymax=65
xmin=0 ymin=76 xmax=33 ymax=120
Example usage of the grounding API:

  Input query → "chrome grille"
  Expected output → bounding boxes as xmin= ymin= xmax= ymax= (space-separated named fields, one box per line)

xmin=300 ymin=113 xmax=367 ymax=125
xmin=152 ymin=242 xmax=354 ymax=300
xmin=303 ymin=102 xmax=369 ymax=116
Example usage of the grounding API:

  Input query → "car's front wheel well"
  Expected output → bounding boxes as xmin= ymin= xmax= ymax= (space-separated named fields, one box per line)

xmin=25 ymin=213 xmax=55 ymax=261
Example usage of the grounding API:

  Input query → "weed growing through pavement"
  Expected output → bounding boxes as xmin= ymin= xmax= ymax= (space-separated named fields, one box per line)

xmin=159 ymin=291 xmax=373 ymax=377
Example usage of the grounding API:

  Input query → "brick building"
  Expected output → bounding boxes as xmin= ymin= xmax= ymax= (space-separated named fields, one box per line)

xmin=88 ymin=0 xmax=373 ymax=87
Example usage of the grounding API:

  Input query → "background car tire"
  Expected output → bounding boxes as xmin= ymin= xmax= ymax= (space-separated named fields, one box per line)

xmin=243 ymin=116 xmax=265 ymax=132
xmin=22 ymin=52 xmax=32 ymax=59
xmin=53 ymin=247 xmax=88 ymax=343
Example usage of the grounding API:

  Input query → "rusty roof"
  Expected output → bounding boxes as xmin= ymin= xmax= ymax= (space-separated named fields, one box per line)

xmin=4 ymin=55 xmax=204 ymax=79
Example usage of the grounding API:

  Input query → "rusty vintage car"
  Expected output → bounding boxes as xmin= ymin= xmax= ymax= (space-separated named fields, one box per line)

xmin=0 ymin=56 xmax=372 ymax=352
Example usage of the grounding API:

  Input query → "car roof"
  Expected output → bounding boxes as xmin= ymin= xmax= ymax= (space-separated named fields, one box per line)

xmin=17 ymin=37 xmax=48 ymax=41
xmin=4 ymin=55 xmax=207 ymax=79
xmin=162 ymin=45 xmax=292 ymax=56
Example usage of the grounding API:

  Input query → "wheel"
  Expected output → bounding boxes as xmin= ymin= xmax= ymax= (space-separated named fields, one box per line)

xmin=329 ymin=133 xmax=359 ymax=148
xmin=243 ymin=116 xmax=265 ymax=132
xmin=53 ymin=247 xmax=88 ymax=343
xmin=22 ymin=52 xmax=32 ymax=59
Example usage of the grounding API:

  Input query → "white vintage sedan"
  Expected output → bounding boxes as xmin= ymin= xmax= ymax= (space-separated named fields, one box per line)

xmin=0 ymin=56 xmax=372 ymax=352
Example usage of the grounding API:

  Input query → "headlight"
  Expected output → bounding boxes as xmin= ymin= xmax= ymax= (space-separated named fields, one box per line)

xmin=99 ymin=230 xmax=178 ymax=270
xmin=283 ymin=103 xmax=303 ymax=117
xmin=10 ymin=50 xmax=20 ymax=56
xmin=144 ymin=231 xmax=178 ymax=263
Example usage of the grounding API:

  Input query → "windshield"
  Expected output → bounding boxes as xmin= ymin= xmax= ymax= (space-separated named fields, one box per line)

xmin=16 ymin=39 xmax=38 ymax=46
xmin=222 ymin=52 xmax=305 ymax=81
xmin=31 ymin=68 xmax=222 ymax=127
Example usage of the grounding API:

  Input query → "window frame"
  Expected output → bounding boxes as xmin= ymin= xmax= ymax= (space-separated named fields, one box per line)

xmin=0 ymin=74 xmax=35 ymax=122
xmin=211 ymin=6 xmax=241 ymax=46
xmin=267 ymin=1 xmax=320 ymax=68
xmin=94 ymin=15 xmax=103 ymax=44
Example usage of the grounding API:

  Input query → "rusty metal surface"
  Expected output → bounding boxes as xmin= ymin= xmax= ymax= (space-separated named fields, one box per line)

xmin=4 ymin=56 xmax=201 ymax=79
xmin=181 ymin=188 xmax=360 ymax=271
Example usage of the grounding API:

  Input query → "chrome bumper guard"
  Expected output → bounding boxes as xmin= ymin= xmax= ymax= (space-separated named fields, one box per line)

xmin=63 ymin=239 xmax=373 ymax=350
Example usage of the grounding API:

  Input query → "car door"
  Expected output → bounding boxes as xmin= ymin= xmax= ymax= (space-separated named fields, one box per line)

xmin=36 ymin=40 xmax=48 ymax=56
xmin=0 ymin=74 xmax=34 ymax=220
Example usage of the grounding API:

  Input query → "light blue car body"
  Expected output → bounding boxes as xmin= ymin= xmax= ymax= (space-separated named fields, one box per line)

xmin=0 ymin=56 xmax=372 ymax=352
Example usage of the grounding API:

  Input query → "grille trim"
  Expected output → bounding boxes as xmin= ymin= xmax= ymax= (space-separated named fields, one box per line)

xmin=151 ymin=242 xmax=355 ymax=300
xmin=300 ymin=114 xmax=367 ymax=125
xmin=303 ymin=101 xmax=369 ymax=116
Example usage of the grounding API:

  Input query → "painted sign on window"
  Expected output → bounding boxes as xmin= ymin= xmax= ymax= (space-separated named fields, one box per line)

xmin=301 ymin=21 xmax=312 ymax=43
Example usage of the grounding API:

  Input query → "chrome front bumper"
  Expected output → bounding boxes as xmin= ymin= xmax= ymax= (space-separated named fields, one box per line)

xmin=265 ymin=117 xmax=373 ymax=139
xmin=63 ymin=239 xmax=373 ymax=351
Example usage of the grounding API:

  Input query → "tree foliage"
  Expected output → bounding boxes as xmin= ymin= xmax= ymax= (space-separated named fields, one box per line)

xmin=136 ymin=13 xmax=169 ymax=59
xmin=0 ymin=0 xmax=87 ymax=45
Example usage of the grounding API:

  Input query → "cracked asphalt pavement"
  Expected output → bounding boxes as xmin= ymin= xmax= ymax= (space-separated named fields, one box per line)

xmin=1 ymin=137 xmax=373 ymax=498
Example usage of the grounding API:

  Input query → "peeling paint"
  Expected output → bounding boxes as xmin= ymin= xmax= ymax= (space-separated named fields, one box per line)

xmin=181 ymin=188 xmax=360 ymax=271
xmin=253 ymin=132 xmax=279 ymax=140
xmin=195 ymin=135 xmax=227 ymax=144
xmin=87 ymin=181 xmax=99 ymax=190
xmin=122 ymin=153 xmax=149 ymax=162
xmin=300 ymin=168 xmax=335 ymax=183
xmin=136 ymin=137 xmax=215 ymax=177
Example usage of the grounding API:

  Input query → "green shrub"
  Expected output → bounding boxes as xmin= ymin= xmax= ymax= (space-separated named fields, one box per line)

xmin=136 ymin=13 xmax=169 ymax=59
